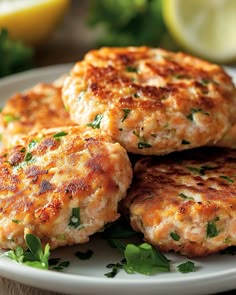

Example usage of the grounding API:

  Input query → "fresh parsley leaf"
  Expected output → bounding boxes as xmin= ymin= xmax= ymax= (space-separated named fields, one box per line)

xmin=28 ymin=139 xmax=39 ymax=150
xmin=107 ymin=239 xmax=126 ymax=253
xmin=87 ymin=114 xmax=103 ymax=129
xmin=177 ymin=261 xmax=195 ymax=273
xmin=53 ymin=131 xmax=68 ymax=139
xmin=3 ymin=234 xmax=50 ymax=270
xmin=124 ymin=243 xmax=170 ymax=275
xmin=12 ymin=219 xmax=21 ymax=224
xmin=75 ymin=249 xmax=93 ymax=260
xmin=68 ymin=207 xmax=81 ymax=228
xmin=105 ymin=260 xmax=126 ymax=278
xmin=126 ymin=66 xmax=138 ymax=72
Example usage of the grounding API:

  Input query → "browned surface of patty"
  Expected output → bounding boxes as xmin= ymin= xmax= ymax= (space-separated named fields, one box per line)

xmin=0 ymin=82 xmax=74 ymax=148
xmin=0 ymin=126 xmax=132 ymax=250
xmin=63 ymin=46 xmax=236 ymax=155
xmin=122 ymin=147 xmax=236 ymax=257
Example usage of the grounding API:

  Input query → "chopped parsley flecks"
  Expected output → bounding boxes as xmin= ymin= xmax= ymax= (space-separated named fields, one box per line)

xmin=220 ymin=175 xmax=234 ymax=183
xmin=48 ymin=258 xmax=70 ymax=271
xmin=207 ymin=217 xmax=220 ymax=238
xmin=49 ymin=258 xmax=70 ymax=271
xmin=68 ymin=207 xmax=81 ymax=228
xmin=24 ymin=152 xmax=32 ymax=162
xmin=178 ymin=193 xmax=194 ymax=201
xmin=28 ymin=139 xmax=39 ymax=150
xmin=133 ymin=131 xmax=152 ymax=149
xmin=3 ymin=234 xmax=50 ymax=269
xmin=87 ymin=114 xmax=103 ymax=129
xmin=105 ymin=260 xmax=126 ymax=278
xmin=134 ymin=92 xmax=140 ymax=98
xmin=181 ymin=139 xmax=190 ymax=145
xmin=126 ymin=66 xmax=138 ymax=73
xmin=20 ymin=147 xmax=26 ymax=153
xmin=124 ymin=243 xmax=170 ymax=275
xmin=3 ymin=114 xmax=20 ymax=123
xmin=177 ymin=261 xmax=195 ymax=273
xmin=199 ymin=78 xmax=211 ymax=86
xmin=186 ymin=165 xmax=216 ymax=176
xmin=170 ymin=232 xmax=180 ymax=241
xmin=53 ymin=131 xmax=68 ymax=139
xmin=121 ymin=109 xmax=131 ymax=122
xmin=138 ymin=141 xmax=152 ymax=149
xmin=186 ymin=108 xmax=209 ymax=121
xmin=12 ymin=219 xmax=20 ymax=224
xmin=75 ymin=249 xmax=93 ymax=260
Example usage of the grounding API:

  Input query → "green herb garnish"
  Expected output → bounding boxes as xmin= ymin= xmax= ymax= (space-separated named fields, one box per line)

xmin=220 ymin=175 xmax=234 ymax=183
xmin=181 ymin=139 xmax=190 ymax=145
xmin=28 ymin=139 xmax=39 ymax=150
xmin=170 ymin=232 xmax=180 ymax=241
xmin=75 ymin=249 xmax=93 ymax=260
xmin=0 ymin=28 xmax=33 ymax=78
xmin=87 ymin=114 xmax=103 ymax=129
xmin=138 ymin=142 xmax=152 ymax=149
xmin=124 ymin=243 xmax=170 ymax=275
xmin=3 ymin=114 xmax=20 ymax=123
xmin=177 ymin=261 xmax=195 ymax=273
xmin=126 ymin=66 xmax=138 ymax=73
xmin=68 ymin=207 xmax=81 ymax=228
xmin=53 ymin=131 xmax=68 ymax=139
xmin=186 ymin=165 xmax=216 ymax=176
xmin=105 ymin=261 xmax=125 ymax=278
xmin=186 ymin=108 xmax=209 ymax=121
xmin=102 ymin=218 xmax=137 ymax=239
xmin=24 ymin=152 xmax=32 ymax=162
xmin=49 ymin=258 xmax=70 ymax=271
xmin=3 ymin=234 xmax=50 ymax=269
xmin=178 ymin=193 xmax=194 ymax=201
xmin=207 ymin=217 xmax=219 ymax=238
xmin=12 ymin=219 xmax=20 ymax=224
xmin=121 ymin=109 xmax=131 ymax=122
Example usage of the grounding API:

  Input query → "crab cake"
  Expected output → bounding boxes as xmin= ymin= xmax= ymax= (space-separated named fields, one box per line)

xmin=63 ymin=46 xmax=236 ymax=155
xmin=0 ymin=81 xmax=74 ymax=148
xmin=0 ymin=126 xmax=132 ymax=250
xmin=122 ymin=148 xmax=236 ymax=257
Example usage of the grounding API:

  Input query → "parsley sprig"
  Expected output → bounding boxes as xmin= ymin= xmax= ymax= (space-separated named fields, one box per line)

xmin=3 ymin=234 xmax=50 ymax=269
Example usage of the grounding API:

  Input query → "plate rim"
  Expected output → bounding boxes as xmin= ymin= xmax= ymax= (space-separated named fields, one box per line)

xmin=0 ymin=64 xmax=236 ymax=295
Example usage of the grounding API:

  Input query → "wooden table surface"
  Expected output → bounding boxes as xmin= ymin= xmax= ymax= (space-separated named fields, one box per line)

xmin=0 ymin=1 xmax=236 ymax=294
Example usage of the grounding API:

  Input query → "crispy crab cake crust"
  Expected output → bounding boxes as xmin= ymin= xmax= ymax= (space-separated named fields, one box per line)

xmin=121 ymin=148 xmax=236 ymax=257
xmin=63 ymin=46 xmax=236 ymax=155
xmin=0 ymin=81 xmax=74 ymax=148
xmin=0 ymin=126 xmax=132 ymax=250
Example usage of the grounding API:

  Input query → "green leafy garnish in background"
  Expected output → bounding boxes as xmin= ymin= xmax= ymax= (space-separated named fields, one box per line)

xmin=0 ymin=28 xmax=33 ymax=78
xmin=124 ymin=243 xmax=170 ymax=275
xmin=86 ymin=0 xmax=177 ymax=49
xmin=4 ymin=234 xmax=50 ymax=269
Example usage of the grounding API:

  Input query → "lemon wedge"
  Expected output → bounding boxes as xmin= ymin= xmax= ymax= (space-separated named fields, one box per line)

xmin=0 ymin=0 xmax=70 ymax=46
xmin=163 ymin=0 xmax=236 ymax=63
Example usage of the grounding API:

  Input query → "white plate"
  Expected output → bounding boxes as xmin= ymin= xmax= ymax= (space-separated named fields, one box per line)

xmin=0 ymin=65 xmax=236 ymax=295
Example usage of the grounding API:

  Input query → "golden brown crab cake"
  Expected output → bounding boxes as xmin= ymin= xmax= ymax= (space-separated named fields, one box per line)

xmin=0 ymin=126 xmax=132 ymax=250
xmin=215 ymin=124 xmax=236 ymax=148
xmin=0 ymin=81 xmax=74 ymax=148
xmin=63 ymin=46 xmax=236 ymax=155
xmin=121 ymin=147 xmax=236 ymax=257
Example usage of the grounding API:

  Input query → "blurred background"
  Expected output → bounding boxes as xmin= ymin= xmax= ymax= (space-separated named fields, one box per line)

xmin=0 ymin=0 xmax=236 ymax=78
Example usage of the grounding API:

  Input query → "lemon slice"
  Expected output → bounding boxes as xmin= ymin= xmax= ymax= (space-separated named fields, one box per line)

xmin=0 ymin=0 xmax=70 ymax=46
xmin=163 ymin=0 xmax=236 ymax=63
